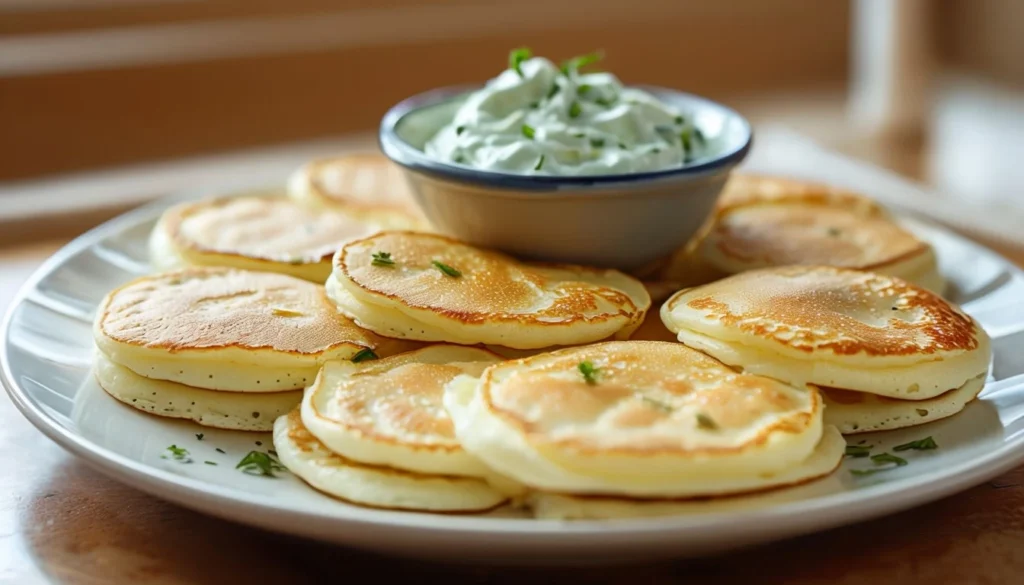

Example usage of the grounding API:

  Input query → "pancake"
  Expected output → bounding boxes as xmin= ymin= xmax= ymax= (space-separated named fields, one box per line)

xmin=95 ymin=351 xmax=299 ymax=431
xmin=328 ymin=231 xmax=651 ymax=349
xmin=444 ymin=341 xmax=832 ymax=498
xmin=95 ymin=268 xmax=398 ymax=392
xmin=150 ymin=194 xmax=383 ymax=282
xmin=301 ymin=345 xmax=504 ymax=477
xmin=823 ymin=373 xmax=986 ymax=434
xmin=662 ymin=266 xmax=991 ymax=400
xmin=661 ymin=175 xmax=944 ymax=293
xmin=529 ymin=426 xmax=844 ymax=519
xmin=274 ymin=410 xmax=511 ymax=513
xmin=287 ymin=153 xmax=428 ymax=230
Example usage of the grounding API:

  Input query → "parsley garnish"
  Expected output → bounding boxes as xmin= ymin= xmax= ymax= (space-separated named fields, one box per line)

xmin=590 ymin=138 xmax=605 ymax=148
xmin=680 ymin=128 xmax=693 ymax=153
xmin=568 ymin=101 xmax=582 ymax=118
xmin=594 ymin=96 xmax=615 ymax=107
xmin=371 ymin=251 xmax=396 ymax=267
xmin=577 ymin=83 xmax=592 ymax=95
xmin=578 ymin=361 xmax=599 ymax=385
xmin=844 ymin=445 xmax=872 ymax=458
xmin=696 ymin=413 xmax=718 ymax=430
xmin=893 ymin=436 xmax=938 ymax=452
xmin=529 ymin=101 xmax=539 ymax=109
xmin=654 ymin=125 xmax=676 ymax=143
xmin=195 ymin=433 xmax=204 ymax=441
xmin=560 ymin=51 xmax=603 ymax=76
xmin=547 ymin=84 xmax=560 ymax=99
xmin=534 ymin=155 xmax=545 ymax=171
xmin=456 ymin=125 xmax=466 ymax=135
xmin=453 ymin=154 xmax=466 ymax=164
xmin=351 ymin=348 xmax=379 ymax=363
xmin=851 ymin=452 xmax=908 ymax=476
xmin=521 ymin=124 xmax=535 ymax=139
xmin=236 ymin=451 xmax=286 ymax=477
xmin=204 ymin=461 xmax=217 ymax=466
xmin=215 ymin=447 xmax=226 ymax=454
xmin=674 ymin=115 xmax=684 ymax=125
xmin=640 ymin=395 xmax=673 ymax=413
xmin=509 ymin=47 xmax=532 ymax=77
xmin=618 ymin=142 xmax=627 ymax=149
xmin=432 ymin=260 xmax=462 ymax=278
xmin=163 ymin=445 xmax=191 ymax=463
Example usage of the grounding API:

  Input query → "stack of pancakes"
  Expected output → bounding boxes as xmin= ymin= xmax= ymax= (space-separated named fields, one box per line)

xmin=93 ymin=268 xmax=405 ymax=431
xmin=87 ymin=157 xmax=993 ymax=519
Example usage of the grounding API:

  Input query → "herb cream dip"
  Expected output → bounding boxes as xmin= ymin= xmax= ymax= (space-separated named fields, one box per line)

xmin=424 ymin=49 xmax=712 ymax=176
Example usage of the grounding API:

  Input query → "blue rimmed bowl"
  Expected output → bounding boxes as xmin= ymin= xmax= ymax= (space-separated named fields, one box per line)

xmin=379 ymin=85 xmax=753 ymax=272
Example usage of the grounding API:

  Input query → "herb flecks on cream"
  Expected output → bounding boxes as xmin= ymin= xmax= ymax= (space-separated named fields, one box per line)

xmin=425 ymin=50 xmax=711 ymax=176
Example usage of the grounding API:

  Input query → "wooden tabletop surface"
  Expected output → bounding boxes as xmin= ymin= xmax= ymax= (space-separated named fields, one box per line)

xmin=3 ymin=231 xmax=1024 ymax=585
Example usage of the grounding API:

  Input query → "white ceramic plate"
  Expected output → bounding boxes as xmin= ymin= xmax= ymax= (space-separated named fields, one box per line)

xmin=5 ymin=197 xmax=1024 ymax=565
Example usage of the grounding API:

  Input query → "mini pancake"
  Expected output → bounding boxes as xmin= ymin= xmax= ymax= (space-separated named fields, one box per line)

xmin=95 ymin=268 xmax=397 ymax=392
xmin=662 ymin=266 xmax=991 ymax=400
xmin=95 ymin=351 xmax=299 ymax=431
xmin=822 ymin=373 xmax=986 ymax=434
xmin=328 ymin=231 xmax=651 ymax=349
xmin=274 ymin=410 xmax=511 ymax=513
xmin=444 ymin=341 xmax=831 ymax=498
xmin=287 ymin=153 xmax=428 ymax=230
xmin=150 ymin=194 xmax=383 ymax=282
xmin=301 ymin=345 xmax=503 ymax=477
xmin=529 ymin=426 xmax=844 ymax=519
xmin=661 ymin=175 xmax=944 ymax=293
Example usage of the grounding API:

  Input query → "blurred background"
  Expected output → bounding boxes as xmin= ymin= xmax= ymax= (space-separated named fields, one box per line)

xmin=0 ymin=0 xmax=1022 ymax=245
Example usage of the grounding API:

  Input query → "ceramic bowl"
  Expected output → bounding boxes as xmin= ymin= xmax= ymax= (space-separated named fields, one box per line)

xmin=379 ymin=85 xmax=752 ymax=271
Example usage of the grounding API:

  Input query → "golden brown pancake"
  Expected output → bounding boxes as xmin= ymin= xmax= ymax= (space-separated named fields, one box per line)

xmin=95 ymin=267 xmax=402 ymax=392
xmin=445 ymin=341 xmax=834 ymax=498
xmin=150 ymin=195 xmax=381 ymax=281
xmin=327 ymin=231 xmax=651 ymax=349
xmin=662 ymin=266 xmax=991 ymax=400
xmin=287 ymin=153 xmax=428 ymax=230
xmin=661 ymin=174 xmax=944 ymax=293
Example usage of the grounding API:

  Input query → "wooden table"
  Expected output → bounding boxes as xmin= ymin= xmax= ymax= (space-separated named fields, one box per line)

xmin=2 ymin=236 xmax=1024 ymax=584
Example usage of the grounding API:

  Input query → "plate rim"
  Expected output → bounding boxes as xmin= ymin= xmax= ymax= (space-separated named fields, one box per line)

xmin=5 ymin=198 xmax=1024 ymax=548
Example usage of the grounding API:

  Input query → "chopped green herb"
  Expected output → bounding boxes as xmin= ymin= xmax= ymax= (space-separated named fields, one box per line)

xmin=432 ymin=260 xmax=462 ymax=278
xmin=572 ymin=131 xmax=586 ymax=139
xmin=577 ymin=83 xmax=592 ymax=95
xmin=578 ymin=360 xmax=600 ymax=385
xmin=694 ymin=128 xmax=706 ymax=144
xmin=568 ymin=101 xmax=583 ymax=118
xmin=618 ymin=142 xmax=627 ymax=149
xmin=215 ymin=447 xmax=226 ymax=454
xmin=893 ymin=436 xmax=938 ymax=452
xmin=640 ymin=395 xmax=673 ymax=412
xmin=351 ymin=348 xmax=379 ymax=363
xmin=509 ymin=47 xmax=532 ymax=77
xmin=521 ymin=124 xmax=536 ymax=139
xmin=236 ymin=451 xmax=286 ymax=477
xmin=594 ymin=96 xmax=616 ymax=107
xmin=696 ymin=413 xmax=718 ymax=430
xmin=871 ymin=452 xmax=908 ymax=466
xmin=590 ymin=138 xmax=605 ymax=148
xmin=560 ymin=51 xmax=603 ymax=76
xmin=453 ymin=154 xmax=466 ymax=164
xmin=204 ymin=461 xmax=217 ymax=466
xmin=674 ymin=115 xmax=684 ymax=125
xmin=844 ymin=445 xmax=872 ymax=458
xmin=654 ymin=125 xmax=677 ymax=143
xmin=680 ymin=128 xmax=693 ymax=153
xmin=456 ymin=125 xmax=466 ymax=135
xmin=547 ymin=84 xmax=561 ymax=99
xmin=651 ymin=148 xmax=662 ymax=154
xmin=195 ymin=433 xmax=204 ymax=441
xmin=371 ymin=251 xmax=395 ymax=267
xmin=534 ymin=154 xmax=545 ymax=171
xmin=529 ymin=101 xmax=539 ymax=109
xmin=164 ymin=445 xmax=191 ymax=463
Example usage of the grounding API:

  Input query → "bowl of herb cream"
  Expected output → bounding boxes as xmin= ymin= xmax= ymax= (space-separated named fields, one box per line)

xmin=379 ymin=48 xmax=752 ymax=270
